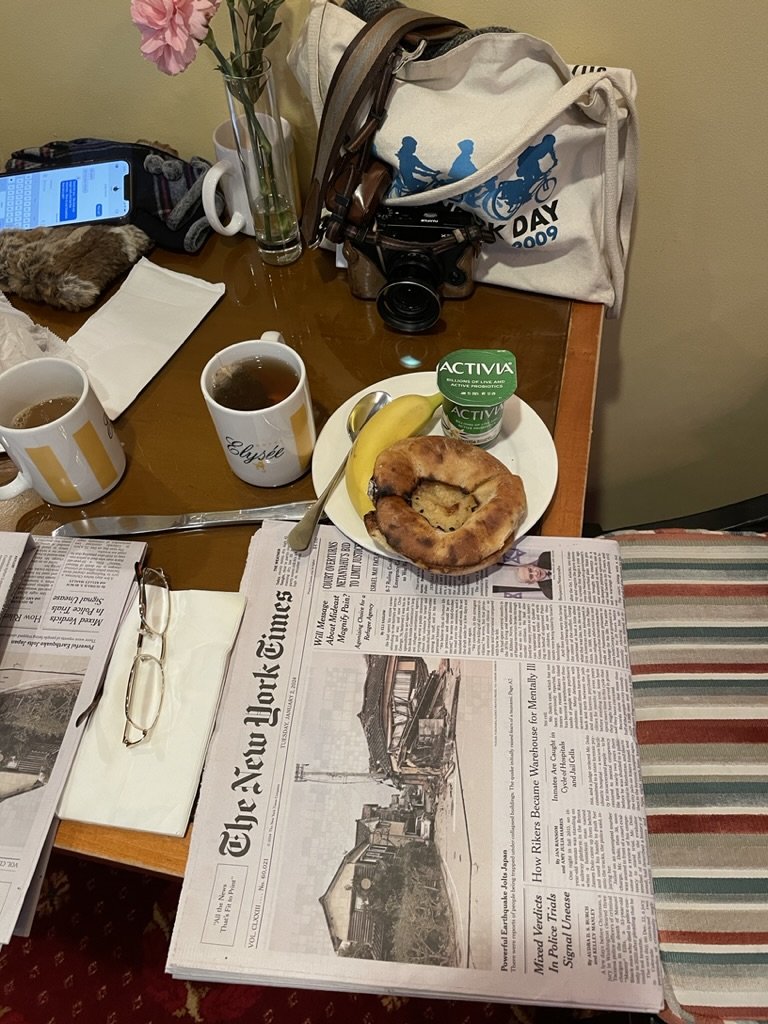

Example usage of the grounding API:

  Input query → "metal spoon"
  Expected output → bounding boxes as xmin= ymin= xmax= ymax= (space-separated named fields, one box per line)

xmin=287 ymin=389 xmax=391 ymax=552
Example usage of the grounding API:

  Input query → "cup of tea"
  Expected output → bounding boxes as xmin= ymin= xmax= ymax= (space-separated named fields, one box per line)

xmin=200 ymin=332 xmax=316 ymax=487
xmin=0 ymin=357 xmax=126 ymax=506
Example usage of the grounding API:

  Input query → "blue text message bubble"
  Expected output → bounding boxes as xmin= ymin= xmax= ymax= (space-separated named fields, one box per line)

xmin=59 ymin=178 xmax=78 ymax=221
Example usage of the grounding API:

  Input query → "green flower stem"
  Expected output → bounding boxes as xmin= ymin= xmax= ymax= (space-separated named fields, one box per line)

xmin=240 ymin=88 xmax=282 ymax=220
xmin=202 ymin=31 xmax=228 ymax=73
xmin=202 ymin=3 xmax=297 ymax=251
xmin=202 ymin=34 xmax=274 ymax=198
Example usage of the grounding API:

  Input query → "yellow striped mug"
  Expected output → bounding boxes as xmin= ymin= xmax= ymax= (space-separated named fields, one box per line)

xmin=0 ymin=357 xmax=126 ymax=506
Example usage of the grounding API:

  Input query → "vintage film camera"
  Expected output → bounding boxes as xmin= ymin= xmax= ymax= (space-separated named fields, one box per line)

xmin=342 ymin=202 xmax=496 ymax=334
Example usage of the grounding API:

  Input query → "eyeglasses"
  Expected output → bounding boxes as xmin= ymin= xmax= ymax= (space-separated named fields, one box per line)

xmin=123 ymin=564 xmax=171 ymax=747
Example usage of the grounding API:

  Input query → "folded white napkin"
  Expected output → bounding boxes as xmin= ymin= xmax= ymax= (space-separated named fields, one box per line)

xmin=66 ymin=258 xmax=225 ymax=420
xmin=58 ymin=586 xmax=246 ymax=837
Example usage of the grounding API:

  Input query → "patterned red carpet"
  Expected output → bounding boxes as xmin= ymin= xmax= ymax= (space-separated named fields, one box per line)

xmin=1 ymin=850 xmax=643 ymax=1024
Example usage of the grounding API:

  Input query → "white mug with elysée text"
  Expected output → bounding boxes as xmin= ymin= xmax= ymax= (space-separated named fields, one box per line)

xmin=201 ymin=333 xmax=315 ymax=488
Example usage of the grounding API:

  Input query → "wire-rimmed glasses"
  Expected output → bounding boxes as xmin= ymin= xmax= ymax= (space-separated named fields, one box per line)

xmin=123 ymin=564 xmax=170 ymax=748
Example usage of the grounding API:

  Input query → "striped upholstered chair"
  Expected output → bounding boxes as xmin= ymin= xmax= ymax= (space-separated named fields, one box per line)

xmin=611 ymin=528 xmax=768 ymax=1024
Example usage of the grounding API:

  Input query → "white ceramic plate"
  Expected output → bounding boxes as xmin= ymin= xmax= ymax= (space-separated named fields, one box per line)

xmin=312 ymin=371 xmax=558 ymax=558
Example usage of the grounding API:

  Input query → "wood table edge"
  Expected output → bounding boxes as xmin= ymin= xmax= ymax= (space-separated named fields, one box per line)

xmin=538 ymin=300 xmax=604 ymax=538
xmin=55 ymin=817 xmax=190 ymax=877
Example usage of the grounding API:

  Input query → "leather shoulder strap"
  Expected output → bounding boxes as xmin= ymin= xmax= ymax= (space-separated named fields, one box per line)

xmin=301 ymin=5 xmax=465 ymax=246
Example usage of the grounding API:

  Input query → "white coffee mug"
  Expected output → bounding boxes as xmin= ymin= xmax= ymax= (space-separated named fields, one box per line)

xmin=201 ymin=332 xmax=315 ymax=487
xmin=0 ymin=358 xmax=126 ymax=506
xmin=202 ymin=116 xmax=301 ymax=237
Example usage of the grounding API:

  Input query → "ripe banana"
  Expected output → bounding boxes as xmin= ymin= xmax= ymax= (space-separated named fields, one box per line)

xmin=345 ymin=391 xmax=443 ymax=519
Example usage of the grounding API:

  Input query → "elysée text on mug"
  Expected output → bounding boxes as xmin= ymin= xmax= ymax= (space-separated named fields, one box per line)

xmin=226 ymin=436 xmax=286 ymax=465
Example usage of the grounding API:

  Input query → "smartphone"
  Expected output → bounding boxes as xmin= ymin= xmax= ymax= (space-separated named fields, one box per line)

xmin=0 ymin=159 xmax=131 ymax=231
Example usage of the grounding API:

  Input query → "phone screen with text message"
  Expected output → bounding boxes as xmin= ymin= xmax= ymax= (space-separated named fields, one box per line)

xmin=0 ymin=160 xmax=131 ymax=230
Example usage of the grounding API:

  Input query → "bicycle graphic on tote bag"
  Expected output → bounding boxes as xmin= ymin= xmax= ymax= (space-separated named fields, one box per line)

xmin=472 ymin=134 xmax=558 ymax=222
xmin=386 ymin=133 xmax=559 ymax=226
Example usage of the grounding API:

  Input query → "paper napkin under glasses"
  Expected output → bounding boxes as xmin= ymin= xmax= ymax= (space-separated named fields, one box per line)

xmin=66 ymin=257 xmax=225 ymax=420
xmin=57 ymin=586 xmax=246 ymax=837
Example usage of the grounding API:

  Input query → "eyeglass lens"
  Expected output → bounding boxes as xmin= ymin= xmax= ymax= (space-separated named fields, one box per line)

xmin=138 ymin=567 xmax=170 ymax=636
xmin=124 ymin=648 xmax=165 ymax=744
xmin=123 ymin=567 xmax=170 ymax=747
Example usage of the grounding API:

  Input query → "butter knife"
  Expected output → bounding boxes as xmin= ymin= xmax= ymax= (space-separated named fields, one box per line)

xmin=51 ymin=501 xmax=318 ymax=538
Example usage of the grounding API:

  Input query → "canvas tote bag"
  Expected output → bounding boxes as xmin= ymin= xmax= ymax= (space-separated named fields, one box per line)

xmin=288 ymin=0 xmax=639 ymax=316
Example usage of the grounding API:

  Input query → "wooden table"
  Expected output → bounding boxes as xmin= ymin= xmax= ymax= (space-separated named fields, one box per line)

xmin=6 ymin=233 xmax=602 ymax=876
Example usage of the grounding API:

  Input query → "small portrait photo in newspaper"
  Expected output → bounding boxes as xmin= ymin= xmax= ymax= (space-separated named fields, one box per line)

xmin=492 ymin=548 xmax=555 ymax=600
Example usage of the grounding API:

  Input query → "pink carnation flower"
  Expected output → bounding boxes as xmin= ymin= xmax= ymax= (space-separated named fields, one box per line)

xmin=131 ymin=0 xmax=222 ymax=76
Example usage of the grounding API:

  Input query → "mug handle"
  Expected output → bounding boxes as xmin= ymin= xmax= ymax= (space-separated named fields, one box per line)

xmin=0 ymin=469 xmax=32 ymax=500
xmin=202 ymin=161 xmax=246 ymax=236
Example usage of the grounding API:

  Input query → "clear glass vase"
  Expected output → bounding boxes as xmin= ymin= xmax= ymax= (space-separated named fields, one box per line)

xmin=222 ymin=59 xmax=301 ymax=266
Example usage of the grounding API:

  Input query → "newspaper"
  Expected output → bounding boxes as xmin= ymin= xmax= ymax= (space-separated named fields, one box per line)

xmin=0 ymin=533 xmax=34 ymax=613
xmin=0 ymin=533 xmax=145 ymax=945
xmin=168 ymin=522 xmax=663 ymax=1012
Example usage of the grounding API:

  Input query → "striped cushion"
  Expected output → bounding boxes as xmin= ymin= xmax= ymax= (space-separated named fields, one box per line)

xmin=612 ymin=529 xmax=768 ymax=1024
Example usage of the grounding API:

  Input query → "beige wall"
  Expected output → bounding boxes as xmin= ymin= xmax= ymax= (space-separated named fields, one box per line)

xmin=2 ymin=1 xmax=766 ymax=529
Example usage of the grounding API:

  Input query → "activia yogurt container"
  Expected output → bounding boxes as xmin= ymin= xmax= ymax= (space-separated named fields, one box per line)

xmin=437 ymin=348 xmax=517 ymax=447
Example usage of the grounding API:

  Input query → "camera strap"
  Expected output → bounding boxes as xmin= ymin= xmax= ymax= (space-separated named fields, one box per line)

xmin=345 ymin=220 xmax=496 ymax=255
xmin=301 ymin=5 xmax=466 ymax=249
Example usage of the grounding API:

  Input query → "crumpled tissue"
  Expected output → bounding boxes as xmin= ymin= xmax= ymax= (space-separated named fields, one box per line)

xmin=0 ymin=292 xmax=78 ymax=371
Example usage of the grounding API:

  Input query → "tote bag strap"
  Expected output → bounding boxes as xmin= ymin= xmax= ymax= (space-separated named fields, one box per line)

xmin=392 ymin=70 xmax=639 ymax=316
xmin=596 ymin=78 xmax=639 ymax=316
xmin=301 ymin=5 xmax=466 ymax=246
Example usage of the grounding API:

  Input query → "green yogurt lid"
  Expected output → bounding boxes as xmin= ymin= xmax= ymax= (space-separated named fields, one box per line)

xmin=437 ymin=349 xmax=517 ymax=405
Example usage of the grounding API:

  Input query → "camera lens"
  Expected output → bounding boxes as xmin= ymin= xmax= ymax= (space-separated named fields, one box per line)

xmin=376 ymin=254 xmax=442 ymax=333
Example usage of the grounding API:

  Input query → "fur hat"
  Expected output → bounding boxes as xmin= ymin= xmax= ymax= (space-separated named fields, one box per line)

xmin=0 ymin=224 xmax=153 ymax=311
